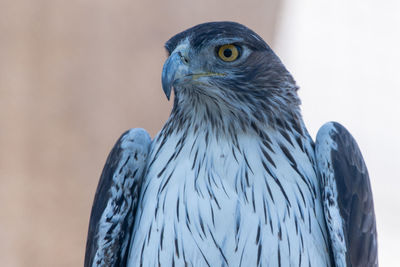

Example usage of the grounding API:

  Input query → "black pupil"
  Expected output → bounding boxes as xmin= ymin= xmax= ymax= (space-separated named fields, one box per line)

xmin=223 ymin=48 xmax=232 ymax=58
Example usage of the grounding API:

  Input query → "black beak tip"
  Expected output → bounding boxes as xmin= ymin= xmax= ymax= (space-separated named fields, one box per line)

xmin=162 ymin=81 xmax=172 ymax=101
xmin=165 ymin=90 xmax=171 ymax=101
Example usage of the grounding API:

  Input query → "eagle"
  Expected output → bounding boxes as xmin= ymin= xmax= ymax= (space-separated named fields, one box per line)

xmin=84 ymin=22 xmax=378 ymax=267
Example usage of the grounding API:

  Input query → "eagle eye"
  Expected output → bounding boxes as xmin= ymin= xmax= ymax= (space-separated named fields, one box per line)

xmin=217 ymin=44 xmax=240 ymax=62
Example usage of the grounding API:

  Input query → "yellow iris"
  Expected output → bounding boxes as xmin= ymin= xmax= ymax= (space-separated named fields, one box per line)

xmin=218 ymin=44 xmax=239 ymax=62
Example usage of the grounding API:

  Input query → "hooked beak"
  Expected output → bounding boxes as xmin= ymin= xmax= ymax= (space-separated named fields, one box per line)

xmin=161 ymin=50 xmax=226 ymax=100
xmin=161 ymin=52 xmax=189 ymax=100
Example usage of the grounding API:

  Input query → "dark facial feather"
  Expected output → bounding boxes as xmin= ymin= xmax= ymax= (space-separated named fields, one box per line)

xmin=165 ymin=21 xmax=268 ymax=55
xmin=163 ymin=21 xmax=301 ymax=136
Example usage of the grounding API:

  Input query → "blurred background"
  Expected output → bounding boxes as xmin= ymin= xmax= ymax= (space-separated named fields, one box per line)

xmin=0 ymin=0 xmax=399 ymax=266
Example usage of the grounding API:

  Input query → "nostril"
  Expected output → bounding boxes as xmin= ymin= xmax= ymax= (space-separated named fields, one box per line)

xmin=178 ymin=51 xmax=189 ymax=64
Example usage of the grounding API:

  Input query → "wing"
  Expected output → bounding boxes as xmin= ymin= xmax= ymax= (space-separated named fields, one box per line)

xmin=315 ymin=122 xmax=378 ymax=267
xmin=84 ymin=128 xmax=151 ymax=267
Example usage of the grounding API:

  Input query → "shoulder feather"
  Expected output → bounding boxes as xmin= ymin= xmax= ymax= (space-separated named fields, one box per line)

xmin=315 ymin=122 xmax=378 ymax=267
xmin=84 ymin=128 xmax=151 ymax=267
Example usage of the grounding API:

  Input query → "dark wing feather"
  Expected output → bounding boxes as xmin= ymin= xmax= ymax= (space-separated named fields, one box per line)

xmin=315 ymin=122 xmax=378 ymax=267
xmin=84 ymin=128 xmax=151 ymax=267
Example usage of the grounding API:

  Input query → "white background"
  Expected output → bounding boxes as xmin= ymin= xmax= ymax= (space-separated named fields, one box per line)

xmin=275 ymin=1 xmax=400 ymax=265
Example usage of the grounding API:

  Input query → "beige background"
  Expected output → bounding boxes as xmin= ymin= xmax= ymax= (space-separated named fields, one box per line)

xmin=0 ymin=0 xmax=398 ymax=266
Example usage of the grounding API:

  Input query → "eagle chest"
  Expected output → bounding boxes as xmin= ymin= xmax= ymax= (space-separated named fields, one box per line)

xmin=128 ymin=131 xmax=331 ymax=267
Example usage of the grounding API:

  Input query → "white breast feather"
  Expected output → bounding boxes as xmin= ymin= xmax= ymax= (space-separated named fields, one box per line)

xmin=127 ymin=128 xmax=331 ymax=267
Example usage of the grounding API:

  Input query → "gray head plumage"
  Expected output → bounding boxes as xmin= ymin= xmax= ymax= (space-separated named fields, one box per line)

xmin=161 ymin=21 xmax=301 ymax=135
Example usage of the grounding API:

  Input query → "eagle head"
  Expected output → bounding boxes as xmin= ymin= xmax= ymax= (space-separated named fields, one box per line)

xmin=162 ymin=21 xmax=301 ymax=133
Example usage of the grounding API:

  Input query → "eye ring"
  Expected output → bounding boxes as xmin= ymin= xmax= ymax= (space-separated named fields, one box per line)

xmin=217 ymin=44 xmax=240 ymax=62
